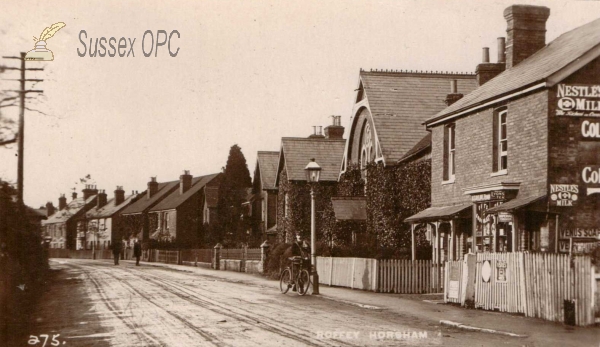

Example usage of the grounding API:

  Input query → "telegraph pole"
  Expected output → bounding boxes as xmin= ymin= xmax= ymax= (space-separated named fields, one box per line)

xmin=1 ymin=53 xmax=44 ymax=205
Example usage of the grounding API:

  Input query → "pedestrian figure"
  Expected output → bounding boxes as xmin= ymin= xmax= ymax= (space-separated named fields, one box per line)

xmin=133 ymin=239 xmax=142 ymax=266
xmin=112 ymin=239 xmax=122 ymax=265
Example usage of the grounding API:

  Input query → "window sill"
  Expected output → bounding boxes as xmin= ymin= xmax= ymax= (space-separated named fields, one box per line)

xmin=442 ymin=177 xmax=455 ymax=185
xmin=490 ymin=170 xmax=507 ymax=177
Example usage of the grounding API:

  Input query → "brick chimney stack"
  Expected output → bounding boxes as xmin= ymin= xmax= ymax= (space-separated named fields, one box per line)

xmin=72 ymin=192 xmax=78 ymax=201
xmin=59 ymin=194 xmax=67 ymax=210
xmin=82 ymin=184 xmax=98 ymax=200
xmin=476 ymin=39 xmax=506 ymax=87
xmin=147 ymin=177 xmax=158 ymax=199
xmin=46 ymin=202 xmax=55 ymax=217
xmin=180 ymin=170 xmax=192 ymax=194
xmin=504 ymin=5 xmax=550 ymax=69
xmin=325 ymin=116 xmax=344 ymax=139
xmin=97 ymin=189 xmax=108 ymax=208
xmin=114 ymin=186 xmax=125 ymax=205
xmin=445 ymin=80 xmax=464 ymax=106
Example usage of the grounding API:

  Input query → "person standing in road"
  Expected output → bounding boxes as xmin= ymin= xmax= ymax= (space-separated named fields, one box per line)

xmin=112 ymin=239 xmax=122 ymax=265
xmin=133 ymin=239 xmax=142 ymax=266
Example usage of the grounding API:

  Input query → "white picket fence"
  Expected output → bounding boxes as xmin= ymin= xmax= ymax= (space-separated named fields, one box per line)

xmin=316 ymin=257 xmax=443 ymax=293
xmin=445 ymin=252 xmax=597 ymax=326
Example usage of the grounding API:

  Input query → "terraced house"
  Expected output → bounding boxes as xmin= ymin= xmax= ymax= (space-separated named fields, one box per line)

xmin=77 ymin=186 xmax=139 ymax=250
xmin=42 ymin=186 xmax=98 ymax=250
xmin=147 ymin=171 xmax=222 ymax=247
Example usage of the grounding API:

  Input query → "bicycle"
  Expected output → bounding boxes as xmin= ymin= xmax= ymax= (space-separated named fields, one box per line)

xmin=279 ymin=256 xmax=311 ymax=295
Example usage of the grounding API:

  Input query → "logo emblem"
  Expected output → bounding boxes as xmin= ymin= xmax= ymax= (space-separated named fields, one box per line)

xmin=25 ymin=22 xmax=66 ymax=61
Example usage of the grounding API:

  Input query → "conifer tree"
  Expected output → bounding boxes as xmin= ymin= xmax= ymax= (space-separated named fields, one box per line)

xmin=216 ymin=145 xmax=252 ymax=246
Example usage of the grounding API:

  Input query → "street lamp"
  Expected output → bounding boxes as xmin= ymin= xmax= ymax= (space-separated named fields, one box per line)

xmin=304 ymin=158 xmax=321 ymax=295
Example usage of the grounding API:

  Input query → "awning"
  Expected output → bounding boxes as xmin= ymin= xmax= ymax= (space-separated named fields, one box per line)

xmin=486 ymin=194 xmax=546 ymax=213
xmin=331 ymin=197 xmax=367 ymax=221
xmin=405 ymin=203 xmax=472 ymax=223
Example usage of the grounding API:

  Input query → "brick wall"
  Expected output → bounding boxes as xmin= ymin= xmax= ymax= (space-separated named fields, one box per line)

xmin=549 ymin=57 xmax=600 ymax=230
xmin=431 ymin=90 xmax=549 ymax=206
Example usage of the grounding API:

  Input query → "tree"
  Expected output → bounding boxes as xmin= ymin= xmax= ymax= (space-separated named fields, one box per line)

xmin=215 ymin=144 xmax=252 ymax=247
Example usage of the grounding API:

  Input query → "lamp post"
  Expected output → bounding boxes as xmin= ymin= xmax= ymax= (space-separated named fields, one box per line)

xmin=304 ymin=158 xmax=321 ymax=295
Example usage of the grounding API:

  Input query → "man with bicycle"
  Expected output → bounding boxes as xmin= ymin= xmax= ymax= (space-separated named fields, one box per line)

xmin=290 ymin=234 xmax=310 ymax=291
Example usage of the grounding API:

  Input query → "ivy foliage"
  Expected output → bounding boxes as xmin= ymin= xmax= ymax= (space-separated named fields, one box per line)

xmin=364 ymin=159 xmax=432 ymax=259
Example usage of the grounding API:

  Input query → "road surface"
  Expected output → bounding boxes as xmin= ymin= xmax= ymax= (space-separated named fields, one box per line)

xmin=30 ymin=259 xmax=554 ymax=346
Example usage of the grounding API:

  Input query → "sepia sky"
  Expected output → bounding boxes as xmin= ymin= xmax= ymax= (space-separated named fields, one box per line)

xmin=0 ymin=0 xmax=599 ymax=208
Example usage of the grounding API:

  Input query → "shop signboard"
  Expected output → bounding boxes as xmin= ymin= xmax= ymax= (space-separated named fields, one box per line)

xmin=581 ymin=165 xmax=600 ymax=196
xmin=558 ymin=228 xmax=600 ymax=254
xmin=498 ymin=212 xmax=512 ymax=222
xmin=549 ymin=184 xmax=579 ymax=206
xmin=556 ymin=84 xmax=600 ymax=117
xmin=447 ymin=262 xmax=461 ymax=299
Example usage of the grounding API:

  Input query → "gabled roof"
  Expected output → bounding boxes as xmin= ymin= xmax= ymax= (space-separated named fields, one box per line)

xmin=256 ymin=151 xmax=279 ymax=190
xmin=43 ymin=195 xmax=97 ymax=225
xmin=277 ymin=137 xmax=346 ymax=184
xmin=398 ymin=132 xmax=431 ymax=164
xmin=150 ymin=173 xmax=220 ymax=212
xmin=427 ymin=18 xmax=600 ymax=125
xmin=86 ymin=194 xmax=139 ymax=219
xmin=120 ymin=180 xmax=179 ymax=215
xmin=205 ymin=186 xmax=219 ymax=208
xmin=356 ymin=71 xmax=477 ymax=163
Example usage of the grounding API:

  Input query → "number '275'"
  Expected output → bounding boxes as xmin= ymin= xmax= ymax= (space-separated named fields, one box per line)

xmin=28 ymin=334 xmax=64 ymax=346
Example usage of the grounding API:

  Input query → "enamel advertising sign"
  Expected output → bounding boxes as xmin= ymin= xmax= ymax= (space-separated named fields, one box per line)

xmin=556 ymin=84 xmax=600 ymax=117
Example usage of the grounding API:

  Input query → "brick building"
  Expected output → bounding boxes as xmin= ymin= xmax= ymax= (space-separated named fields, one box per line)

xmin=120 ymin=177 xmax=180 ymax=241
xmin=147 ymin=171 xmax=221 ymax=247
xmin=77 ymin=186 xmax=139 ymax=250
xmin=407 ymin=5 xmax=600 ymax=261
xmin=42 ymin=186 xmax=98 ymax=249
xmin=251 ymin=151 xmax=279 ymax=242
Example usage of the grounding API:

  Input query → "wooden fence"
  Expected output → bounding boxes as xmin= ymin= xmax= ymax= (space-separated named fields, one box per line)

xmin=379 ymin=259 xmax=441 ymax=294
xmin=316 ymin=257 xmax=443 ymax=293
xmin=180 ymin=249 xmax=213 ymax=264
xmin=445 ymin=252 xmax=596 ymax=326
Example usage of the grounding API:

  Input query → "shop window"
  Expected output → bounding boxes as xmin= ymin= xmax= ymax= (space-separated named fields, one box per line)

xmin=443 ymin=124 xmax=456 ymax=182
xmin=493 ymin=109 xmax=508 ymax=173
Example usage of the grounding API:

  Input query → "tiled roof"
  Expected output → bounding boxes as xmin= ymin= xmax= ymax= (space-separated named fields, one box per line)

xmin=86 ymin=194 xmax=139 ymax=219
xmin=331 ymin=197 xmax=366 ymax=221
xmin=278 ymin=138 xmax=346 ymax=183
xmin=150 ymin=173 xmax=221 ymax=212
xmin=120 ymin=181 xmax=179 ymax=215
xmin=205 ymin=186 xmax=219 ymax=208
xmin=256 ymin=151 xmax=279 ymax=190
xmin=43 ymin=195 xmax=97 ymax=225
xmin=398 ymin=133 xmax=431 ymax=163
xmin=427 ymin=18 xmax=600 ymax=124
xmin=359 ymin=71 xmax=476 ymax=163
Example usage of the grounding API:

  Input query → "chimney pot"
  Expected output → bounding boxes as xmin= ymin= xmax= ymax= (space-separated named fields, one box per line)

xmin=497 ymin=37 xmax=506 ymax=63
xmin=72 ymin=192 xmax=77 ymax=200
xmin=445 ymin=80 xmax=463 ymax=106
xmin=482 ymin=47 xmax=490 ymax=63
xmin=324 ymin=116 xmax=345 ymax=139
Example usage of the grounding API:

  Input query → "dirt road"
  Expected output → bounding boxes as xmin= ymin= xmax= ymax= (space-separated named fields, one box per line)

xmin=28 ymin=259 xmax=542 ymax=346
